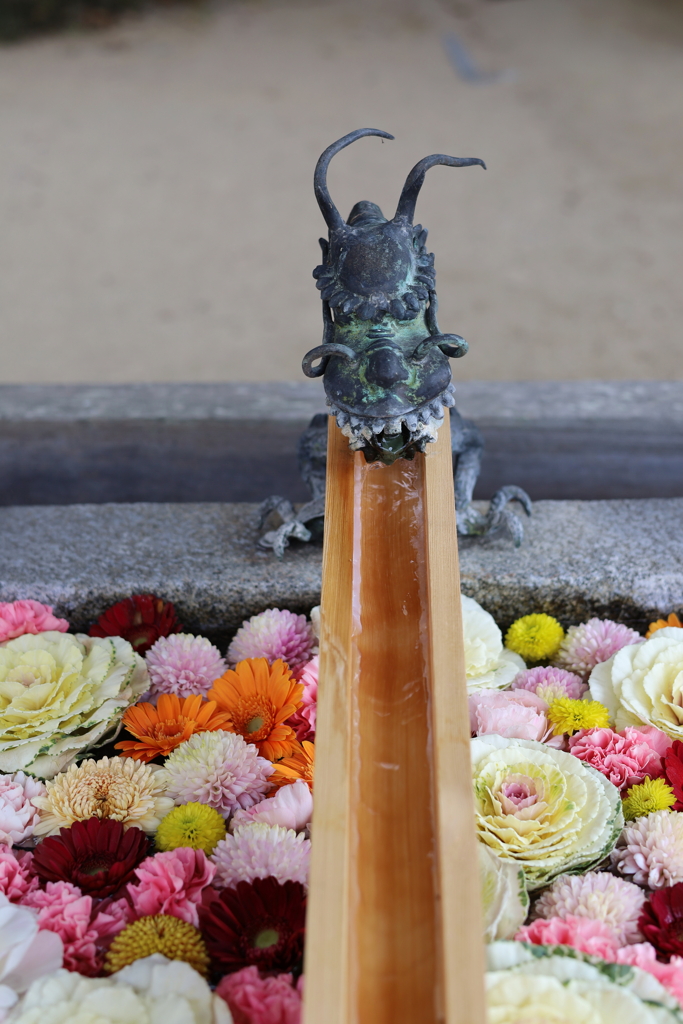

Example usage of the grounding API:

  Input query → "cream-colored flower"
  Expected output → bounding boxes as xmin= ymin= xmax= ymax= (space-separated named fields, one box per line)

xmin=0 ymin=633 xmax=148 ymax=779
xmin=589 ymin=628 xmax=683 ymax=739
xmin=472 ymin=735 xmax=623 ymax=890
xmin=479 ymin=844 xmax=528 ymax=942
xmin=486 ymin=941 xmax=681 ymax=1024
xmin=6 ymin=954 xmax=231 ymax=1024
xmin=462 ymin=596 xmax=525 ymax=692
xmin=0 ymin=895 xmax=63 ymax=1021
xmin=32 ymin=756 xmax=173 ymax=837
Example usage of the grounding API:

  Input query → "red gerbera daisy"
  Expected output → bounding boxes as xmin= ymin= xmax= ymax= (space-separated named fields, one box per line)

xmin=200 ymin=877 xmax=306 ymax=975
xmin=31 ymin=817 xmax=150 ymax=898
xmin=664 ymin=741 xmax=683 ymax=812
xmin=89 ymin=594 xmax=182 ymax=655
xmin=639 ymin=882 xmax=683 ymax=960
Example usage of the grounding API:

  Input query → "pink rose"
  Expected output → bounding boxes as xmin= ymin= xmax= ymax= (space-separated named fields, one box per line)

xmin=0 ymin=600 xmax=69 ymax=643
xmin=569 ymin=726 xmax=669 ymax=791
xmin=515 ymin=915 xmax=619 ymax=961
xmin=125 ymin=848 xmax=215 ymax=927
xmin=468 ymin=688 xmax=561 ymax=746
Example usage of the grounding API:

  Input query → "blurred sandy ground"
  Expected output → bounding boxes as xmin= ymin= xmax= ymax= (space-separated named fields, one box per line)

xmin=0 ymin=0 xmax=681 ymax=383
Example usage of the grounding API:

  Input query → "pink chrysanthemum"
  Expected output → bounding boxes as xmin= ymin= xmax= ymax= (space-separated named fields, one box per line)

xmin=231 ymin=781 xmax=313 ymax=834
xmin=611 ymin=810 xmax=683 ymax=888
xmin=569 ymin=726 xmax=669 ymax=792
xmin=0 ymin=771 xmax=46 ymax=848
xmin=616 ymin=944 xmax=683 ymax=1005
xmin=145 ymin=633 xmax=226 ymax=700
xmin=22 ymin=880 xmax=127 ymax=975
xmin=216 ymin=966 xmax=303 ymax=1024
xmin=532 ymin=871 xmax=646 ymax=945
xmin=511 ymin=666 xmax=587 ymax=702
xmin=0 ymin=600 xmax=69 ymax=643
xmin=0 ymin=848 xmax=38 ymax=902
xmin=211 ymin=823 xmax=311 ymax=889
xmin=227 ymin=609 xmax=315 ymax=673
xmin=555 ymin=618 xmax=642 ymax=678
xmin=515 ymin=915 xmax=619 ymax=961
xmin=289 ymin=657 xmax=318 ymax=742
xmin=125 ymin=847 xmax=215 ymax=927
xmin=159 ymin=730 xmax=274 ymax=816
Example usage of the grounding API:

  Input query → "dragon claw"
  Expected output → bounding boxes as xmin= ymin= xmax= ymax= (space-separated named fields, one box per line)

xmin=260 ymin=520 xmax=313 ymax=559
xmin=457 ymin=486 xmax=532 ymax=547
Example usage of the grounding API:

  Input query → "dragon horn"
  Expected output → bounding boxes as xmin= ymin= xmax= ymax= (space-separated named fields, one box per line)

xmin=393 ymin=154 xmax=486 ymax=223
xmin=314 ymin=129 xmax=395 ymax=232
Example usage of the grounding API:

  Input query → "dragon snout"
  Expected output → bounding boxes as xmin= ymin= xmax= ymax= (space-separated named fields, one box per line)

xmin=364 ymin=346 xmax=409 ymax=387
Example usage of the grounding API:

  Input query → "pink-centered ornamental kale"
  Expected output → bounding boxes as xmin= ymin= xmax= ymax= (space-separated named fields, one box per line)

xmin=0 ymin=848 xmax=38 ymax=902
xmin=0 ymin=771 xmax=47 ymax=847
xmin=0 ymin=600 xmax=69 ymax=643
xmin=125 ymin=847 xmax=215 ymax=927
xmin=468 ymin=688 xmax=563 ymax=747
xmin=555 ymin=618 xmax=642 ymax=678
xmin=231 ymin=780 xmax=313 ymax=834
xmin=145 ymin=633 xmax=226 ymax=700
xmin=227 ymin=609 xmax=315 ymax=673
xmin=511 ymin=666 xmax=587 ymax=702
xmin=289 ymin=656 xmax=318 ymax=742
xmin=216 ymin=966 xmax=303 ymax=1024
xmin=569 ymin=726 xmax=670 ymax=791
xmin=515 ymin=915 xmax=619 ymax=960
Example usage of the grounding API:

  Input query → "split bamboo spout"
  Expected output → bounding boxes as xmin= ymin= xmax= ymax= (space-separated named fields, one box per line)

xmin=303 ymin=413 xmax=486 ymax=1024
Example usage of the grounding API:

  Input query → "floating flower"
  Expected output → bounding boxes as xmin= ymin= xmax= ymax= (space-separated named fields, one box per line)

xmin=0 ymin=895 xmax=63 ymax=1019
xmin=611 ymin=810 xmax=683 ymax=888
xmin=0 ymin=773 xmax=46 ymax=848
xmin=505 ymin=614 xmax=564 ymax=663
xmin=568 ymin=726 xmax=670 ymax=792
xmin=511 ymin=665 xmax=587 ymax=702
xmin=664 ymin=740 xmax=683 ymax=813
xmin=289 ymin=656 xmax=318 ymax=742
xmin=227 ymin=609 xmax=315 ymax=673
xmin=6 ymin=955 xmax=231 ymax=1024
xmin=31 ymin=817 xmax=149 ymax=898
xmin=104 ymin=916 xmax=210 ymax=977
xmin=479 ymin=844 xmax=528 ymax=943
xmin=309 ymin=605 xmax=320 ymax=641
xmin=126 ymin=848 xmax=215 ymax=927
xmin=216 ymin=966 xmax=303 ymax=1024
xmin=623 ymin=778 xmax=676 ymax=820
xmin=546 ymin=697 xmax=611 ymax=736
xmin=515 ymin=914 xmax=619 ymax=961
xmin=532 ymin=871 xmax=646 ymax=946
xmin=647 ymin=613 xmax=683 ymax=638
xmin=615 ymin=943 xmax=683 ymax=1008
xmin=32 ymin=756 xmax=173 ymax=837
xmin=461 ymin=596 xmax=525 ymax=692
xmin=472 ymin=735 xmax=623 ymax=890
xmin=639 ymin=883 xmax=683 ymax=960
xmin=268 ymin=741 xmax=315 ymax=792
xmin=89 ymin=594 xmax=182 ymax=656
xmin=468 ymin=689 xmax=558 ymax=745
xmin=158 ymin=730 xmax=274 ymax=816
xmin=115 ymin=693 xmax=232 ymax=763
xmin=211 ymin=824 xmax=311 ymax=889
xmin=145 ymin=633 xmax=226 ymax=700
xmin=0 ymin=634 xmax=148 ymax=779
xmin=155 ymin=803 xmax=226 ymax=855
xmin=208 ymin=659 xmax=303 ymax=760
xmin=200 ymin=877 xmax=306 ymax=975
xmin=0 ymin=850 xmax=38 ymax=902
xmin=559 ymin=618 xmax=643 ymax=678
xmin=231 ymin=780 xmax=313 ymax=834
xmin=589 ymin=630 xmax=683 ymax=738
xmin=0 ymin=601 xmax=68 ymax=644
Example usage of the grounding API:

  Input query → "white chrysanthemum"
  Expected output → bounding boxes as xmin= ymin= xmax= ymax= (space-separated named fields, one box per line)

xmin=212 ymin=823 xmax=310 ymax=889
xmin=157 ymin=730 xmax=274 ymax=816
xmin=589 ymin=628 xmax=683 ymax=738
xmin=472 ymin=735 xmax=623 ymax=890
xmin=462 ymin=596 xmax=525 ymax=692
xmin=5 ymin=954 xmax=231 ymax=1024
xmin=533 ymin=871 xmax=646 ymax=945
xmin=0 ymin=633 xmax=148 ymax=779
xmin=486 ymin=941 xmax=681 ymax=1024
xmin=611 ymin=810 xmax=683 ymax=889
xmin=479 ymin=844 xmax=528 ymax=942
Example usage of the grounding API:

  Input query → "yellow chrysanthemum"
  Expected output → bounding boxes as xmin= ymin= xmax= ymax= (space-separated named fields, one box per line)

xmin=622 ymin=778 xmax=676 ymax=820
xmin=104 ymin=915 xmax=210 ymax=976
xmin=156 ymin=801 xmax=226 ymax=854
xmin=504 ymin=614 xmax=564 ymax=662
xmin=547 ymin=697 xmax=610 ymax=736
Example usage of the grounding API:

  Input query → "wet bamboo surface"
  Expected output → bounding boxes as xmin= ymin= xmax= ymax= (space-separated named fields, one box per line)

xmin=303 ymin=414 xmax=485 ymax=1024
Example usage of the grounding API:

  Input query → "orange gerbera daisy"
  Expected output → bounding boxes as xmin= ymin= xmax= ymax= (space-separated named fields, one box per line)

xmin=269 ymin=740 xmax=315 ymax=792
xmin=646 ymin=612 xmax=683 ymax=638
xmin=207 ymin=658 xmax=303 ymax=760
xmin=116 ymin=693 xmax=231 ymax=762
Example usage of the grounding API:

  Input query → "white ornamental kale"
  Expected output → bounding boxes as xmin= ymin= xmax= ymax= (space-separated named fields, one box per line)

xmin=479 ymin=844 xmax=529 ymax=942
xmin=461 ymin=596 xmax=525 ymax=692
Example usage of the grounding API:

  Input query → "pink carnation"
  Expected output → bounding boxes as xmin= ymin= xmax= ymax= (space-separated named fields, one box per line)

xmin=146 ymin=633 xmax=226 ymax=699
xmin=216 ymin=966 xmax=303 ymax=1024
xmin=0 ymin=848 xmax=38 ymax=902
xmin=556 ymin=618 xmax=642 ymax=678
xmin=289 ymin=657 xmax=317 ymax=742
xmin=468 ymin=688 xmax=562 ymax=747
xmin=616 ymin=943 xmax=683 ymax=1005
xmin=125 ymin=848 xmax=215 ymax=927
xmin=0 ymin=600 xmax=69 ymax=643
xmin=0 ymin=771 xmax=46 ymax=848
xmin=515 ymin=915 xmax=619 ymax=961
xmin=569 ymin=726 xmax=669 ymax=791
xmin=228 ymin=609 xmax=315 ymax=672
xmin=512 ymin=666 xmax=587 ymax=702
xmin=232 ymin=781 xmax=313 ymax=834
